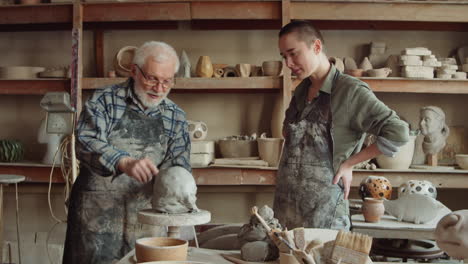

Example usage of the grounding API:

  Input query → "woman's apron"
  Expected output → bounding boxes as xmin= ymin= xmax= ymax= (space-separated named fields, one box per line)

xmin=273 ymin=73 xmax=349 ymax=230
xmin=63 ymin=107 xmax=168 ymax=264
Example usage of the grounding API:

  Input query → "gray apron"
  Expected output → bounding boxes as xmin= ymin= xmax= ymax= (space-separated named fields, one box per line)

xmin=63 ymin=107 xmax=167 ymax=264
xmin=273 ymin=73 xmax=350 ymax=230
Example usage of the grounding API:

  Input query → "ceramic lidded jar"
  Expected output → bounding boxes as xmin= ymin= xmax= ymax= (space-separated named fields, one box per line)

xmin=362 ymin=198 xmax=385 ymax=223
xmin=195 ymin=56 xmax=214 ymax=78
xmin=359 ymin=175 xmax=392 ymax=200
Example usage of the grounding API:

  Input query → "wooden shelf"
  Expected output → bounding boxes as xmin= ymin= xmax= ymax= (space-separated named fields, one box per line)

xmin=291 ymin=1 xmax=468 ymax=31
xmin=82 ymin=77 xmax=282 ymax=91
xmin=0 ymin=162 xmax=63 ymax=183
xmin=3 ymin=78 xmax=468 ymax=95
xmin=362 ymin=78 xmax=468 ymax=94
xmin=0 ymin=3 xmax=72 ymax=30
xmin=0 ymin=79 xmax=70 ymax=95
xmin=3 ymin=163 xmax=468 ymax=188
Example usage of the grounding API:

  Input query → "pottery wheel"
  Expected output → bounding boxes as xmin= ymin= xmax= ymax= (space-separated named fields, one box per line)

xmin=372 ymin=239 xmax=445 ymax=260
xmin=138 ymin=209 xmax=211 ymax=238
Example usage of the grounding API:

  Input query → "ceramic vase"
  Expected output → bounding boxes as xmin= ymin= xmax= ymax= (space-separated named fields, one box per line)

xmin=362 ymin=197 xmax=385 ymax=223
xmin=376 ymin=135 xmax=416 ymax=169
xmin=195 ymin=56 xmax=213 ymax=78
xmin=236 ymin=63 xmax=251 ymax=77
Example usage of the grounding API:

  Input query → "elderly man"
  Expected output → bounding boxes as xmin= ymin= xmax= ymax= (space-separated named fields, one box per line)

xmin=63 ymin=41 xmax=191 ymax=264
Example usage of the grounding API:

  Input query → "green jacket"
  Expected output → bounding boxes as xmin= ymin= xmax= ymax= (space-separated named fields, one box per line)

xmin=284 ymin=64 xmax=409 ymax=173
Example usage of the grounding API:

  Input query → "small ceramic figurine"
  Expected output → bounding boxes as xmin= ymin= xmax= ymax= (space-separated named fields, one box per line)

xmin=435 ymin=210 xmax=468 ymax=260
xmin=177 ymin=50 xmax=191 ymax=78
xmin=419 ymin=106 xmax=450 ymax=155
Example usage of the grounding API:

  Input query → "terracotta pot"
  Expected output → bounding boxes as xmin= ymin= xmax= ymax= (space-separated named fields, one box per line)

xmin=376 ymin=135 xmax=416 ymax=169
xmin=196 ymin=56 xmax=213 ymax=78
xmin=257 ymin=138 xmax=284 ymax=167
xmin=362 ymin=197 xmax=385 ymax=223
xmin=135 ymin=237 xmax=188 ymax=263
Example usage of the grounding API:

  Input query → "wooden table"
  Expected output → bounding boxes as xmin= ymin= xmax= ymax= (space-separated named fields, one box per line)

xmin=350 ymin=210 xmax=450 ymax=240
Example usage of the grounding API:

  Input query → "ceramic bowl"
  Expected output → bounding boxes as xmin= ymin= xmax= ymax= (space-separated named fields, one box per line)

xmin=113 ymin=46 xmax=137 ymax=77
xmin=262 ymin=61 xmax=282 ymax=76
xmin=366 ymin=67 xmax=392 ymax=78
xmin=135 ymin=237 xmax=188 ymax=263
xmin=218 ymin=139 xmax=258 ymax=158
xmin=455 ymin=154 xmax=468 ymax=169
xmin=0 ymin=66 xmax=45 ymax=79
xmin=257 ymin=138 xmax=284 ymax=167
xmin=345 ymin=68 xmax=365 ymax=77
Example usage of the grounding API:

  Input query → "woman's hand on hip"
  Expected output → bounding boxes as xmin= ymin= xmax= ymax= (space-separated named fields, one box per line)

xmin=332 ymin=162 xmax=353 ymax=200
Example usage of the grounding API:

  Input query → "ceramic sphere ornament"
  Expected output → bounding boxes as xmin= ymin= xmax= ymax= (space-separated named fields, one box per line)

xmin=359 ymin=175 xmax=392 ymax=200
xmin=187 ymin=120 xmax=208 ymax=141
xmin=398 ymin=180 xmax=437 ymax=199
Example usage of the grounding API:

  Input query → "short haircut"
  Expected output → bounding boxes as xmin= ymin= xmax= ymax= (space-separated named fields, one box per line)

xmin=279 ymin=20 xmax=324 ymax=46
xmin=133 ymin=41 xmax=180 ymax=73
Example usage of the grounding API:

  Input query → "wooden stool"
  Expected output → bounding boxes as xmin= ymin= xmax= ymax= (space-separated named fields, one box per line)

xmin=0 ymin=174 xmax=25 ymax=264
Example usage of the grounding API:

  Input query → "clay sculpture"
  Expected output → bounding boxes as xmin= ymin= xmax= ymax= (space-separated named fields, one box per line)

xmin=398 ymin=180 xmax=437 ymax=199
xmin=152 ymin=166 xmax=199 ymax=214
xmin=435 ymin=210 xmax=468 ymax=260
xmin=383 ymin=193 xmax=450 ymax=224
xmin=238 ymin=205 xmax=282 ymax=261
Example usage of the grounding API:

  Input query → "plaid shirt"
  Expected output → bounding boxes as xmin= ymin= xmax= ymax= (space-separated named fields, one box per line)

xmin=76 ymin=78 xmax=191 ymax=176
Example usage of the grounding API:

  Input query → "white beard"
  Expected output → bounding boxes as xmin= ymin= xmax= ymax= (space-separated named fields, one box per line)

xmin=134 ymin=84 xmax=169 ymax=109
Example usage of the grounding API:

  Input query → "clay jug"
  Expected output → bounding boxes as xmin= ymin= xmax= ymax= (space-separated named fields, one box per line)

xmin=195 ymin=56 xmax=213 ymax=78
xmin=362 ymin=197 xmax=385 ymax=223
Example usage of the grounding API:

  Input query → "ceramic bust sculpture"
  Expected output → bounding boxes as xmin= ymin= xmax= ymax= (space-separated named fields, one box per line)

xmin=435 ymin=210 xmax=468 ymax=260
xmin=419 ymin=106 xmax=450 ymax=155
xmin=152 ymin=166 xmax=199 ymax=213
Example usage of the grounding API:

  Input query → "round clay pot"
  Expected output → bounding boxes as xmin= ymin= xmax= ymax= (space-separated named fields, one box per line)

xmin=362 ymin=197 xmax=385 ymax=223
xmin=135 ymin=237 xmax=188 ymax=263
xmin=456 ymin=154 xmax=468 ymax=170
xmin=262 ymin=61 xmax=282 ymax=76
xmin=376 ymin=135 xmax=416 ymax=170
xmin=195 ymin=56 xmax=213 ymax=78
xmin=113 ymin=46 xmax=137 ymax=77
xmin=257 ymin=137 xmax=284 ymax=167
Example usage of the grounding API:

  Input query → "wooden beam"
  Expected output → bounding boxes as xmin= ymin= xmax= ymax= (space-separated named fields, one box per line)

xmin=83 ymin=2 xmax=190 ymax=22
xmin=0 ymin=79 xmax=69 ymax=95
xmin=82 ymin=77 xmax=282 ymax=90
xmin=190 ymin=19 xmax=281 ymax=30
xmin=363 ymin=78 xmax=468 ymax=94
xmin=191 ymin=1 xmax=281 ymax=20
xmin=192 ymin=168 xmax=276 ymax=185
xmin=291 ymin=2 xmax=468 ymax=23
xmin=94 ymin=30 xmax=104 ymax=78
xmin=0 ymin=4 xmax=72 ymax=25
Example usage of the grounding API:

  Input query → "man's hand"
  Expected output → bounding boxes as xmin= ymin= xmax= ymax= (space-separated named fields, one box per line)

xmin=118 ymin=157 xmax=159 ymax=183
xmin=332 ymin=161 xmax=353 ymax=200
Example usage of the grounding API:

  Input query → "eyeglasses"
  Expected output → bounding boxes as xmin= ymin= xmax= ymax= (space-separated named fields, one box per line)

xmin=135 ymin=64 xmax=175 ymax=89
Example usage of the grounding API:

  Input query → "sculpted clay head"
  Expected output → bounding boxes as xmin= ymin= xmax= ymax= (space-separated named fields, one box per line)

xmin=435 ymin=210 xmax=468 ymax=259
xmin=152 ymin=166 xmax=199 ymax=214
xmin=419 ymin=106 xmax=450 ymax=155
